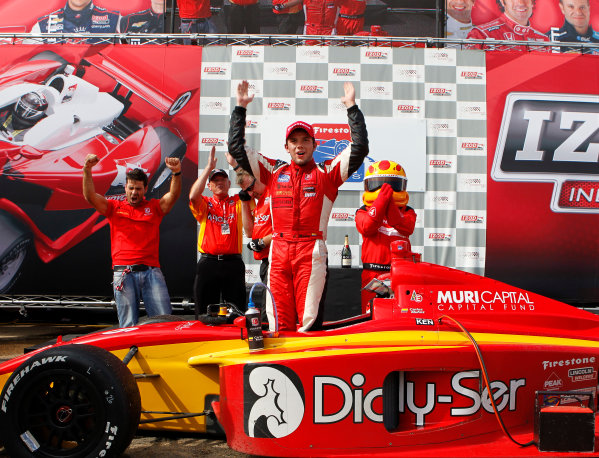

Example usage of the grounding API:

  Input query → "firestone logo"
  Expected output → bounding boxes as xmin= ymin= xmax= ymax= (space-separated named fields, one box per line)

xmin=542 ymin=356 xmax=596 ymax=370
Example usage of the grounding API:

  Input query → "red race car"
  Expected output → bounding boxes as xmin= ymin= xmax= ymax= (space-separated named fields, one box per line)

xmin=0 ymin=241 xmax=598 ymax=457
xmin=0 ymin=49 xmax=190 ymax=292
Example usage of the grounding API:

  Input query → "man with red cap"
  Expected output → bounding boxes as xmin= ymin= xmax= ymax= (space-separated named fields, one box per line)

xmin=189 ymin=146 xmax=246 ymax=316
xmin=229 ymin=80 xmax=369 ymax=332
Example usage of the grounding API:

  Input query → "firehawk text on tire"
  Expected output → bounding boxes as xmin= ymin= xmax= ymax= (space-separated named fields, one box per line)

xmin=0 ymin=344 xmax=141 ymax=458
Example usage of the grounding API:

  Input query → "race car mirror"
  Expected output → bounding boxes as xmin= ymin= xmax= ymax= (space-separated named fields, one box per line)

xmin=363 ymin=278 xmax=392 ymax=298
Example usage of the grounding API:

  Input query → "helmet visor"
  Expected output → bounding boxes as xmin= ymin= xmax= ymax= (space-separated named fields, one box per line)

xmin=364 ymin=176 xmax=407 ymax=192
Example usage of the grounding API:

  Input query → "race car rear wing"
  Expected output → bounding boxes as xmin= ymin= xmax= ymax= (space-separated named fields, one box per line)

xmin=81 ymin=52 xmax=195 ymax=118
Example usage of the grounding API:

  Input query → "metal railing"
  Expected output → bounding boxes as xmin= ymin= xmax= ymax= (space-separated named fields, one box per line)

xmin=0 ymin=33 xmax=597 ymax=53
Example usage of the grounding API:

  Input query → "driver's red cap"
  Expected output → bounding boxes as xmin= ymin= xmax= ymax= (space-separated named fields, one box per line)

xmin=286 ymin=121 xmax=315 ymax=141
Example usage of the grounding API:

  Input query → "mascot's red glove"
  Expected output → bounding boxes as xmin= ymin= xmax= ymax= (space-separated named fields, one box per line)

xmin=386 ymin=200 xmax=416 ymax=236
xmin=386 ymin=200 xmax=405 ymax=228
xmin=367 ymin=183 xmax=393 ymax=223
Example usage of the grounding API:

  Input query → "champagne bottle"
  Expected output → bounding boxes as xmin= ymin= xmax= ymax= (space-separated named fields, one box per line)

xmin=342 ymin=234 xmax=352 ymax=268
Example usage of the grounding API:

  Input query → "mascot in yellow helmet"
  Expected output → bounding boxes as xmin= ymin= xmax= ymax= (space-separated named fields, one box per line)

xmin=356 ymin=160 xmax=417 ymax=313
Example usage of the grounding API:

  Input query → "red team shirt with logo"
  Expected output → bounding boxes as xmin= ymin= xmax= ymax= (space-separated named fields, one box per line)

xmin=105 ymin=199 xmax=164 ymax=267
xmin=251 ymin=190 xmax=272 ymax=261
xmin=189 ymin=195 xmax=243 ymax=255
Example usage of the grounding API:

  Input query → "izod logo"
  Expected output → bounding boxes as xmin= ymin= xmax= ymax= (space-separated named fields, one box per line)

xmin=493 ymin=92 xmax=599 ymax=213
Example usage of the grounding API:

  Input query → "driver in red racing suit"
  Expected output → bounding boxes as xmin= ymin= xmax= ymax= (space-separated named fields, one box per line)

xmin=337 ymin=0 xmax=366 ymax=36
xmin=356 ymin=161 xmax=416 ymax=313
xmin=303 ymin=0 xmax=340 ymax=35
xmin=229 ymin=80 xmax=369 ymax=332
xmin=466 ymin=0 xmax=549 ymax=50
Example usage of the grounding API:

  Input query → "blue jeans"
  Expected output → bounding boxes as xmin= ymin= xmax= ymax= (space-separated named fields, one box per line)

xmin=113 ymin=267 xmax=172 ymax=328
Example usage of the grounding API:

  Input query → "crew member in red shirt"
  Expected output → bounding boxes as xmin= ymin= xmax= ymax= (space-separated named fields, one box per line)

xmin=236 ymin=169 xmax=272 ymax=283
xmin=229 ymin=80 xmax=369 ymax=332
xmin=228 ymin=0 xmax=260 ymax=34
xmin=466 ymin=0 xmax=549 ymax=50
xmin=189 ymin=146 xmax=246 ymax=315
xmin=177 ymin=0 xmax=215 ymax=35
xmin=272 ymin=0 xmax=304 ymax=34
xmin=82 ymin=154 xmax=181 ymax=327
xmin=337 ymin=0 xmax=366 ymax=36
xmin=355 ymin=161 xmax=416 ymax=313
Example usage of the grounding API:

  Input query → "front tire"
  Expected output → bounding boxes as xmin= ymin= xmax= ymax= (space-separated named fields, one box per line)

xmin=0 ymin=345 xmax=141 ymax=458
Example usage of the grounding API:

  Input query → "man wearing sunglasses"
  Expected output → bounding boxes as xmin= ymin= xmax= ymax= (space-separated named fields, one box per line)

xmin=356 ymin=160 xmax=416 ymax=313
xmin=235 ymin=168 xmax=272 ymax=285
xmin=229 ymin=80 xmax=369 ymax=332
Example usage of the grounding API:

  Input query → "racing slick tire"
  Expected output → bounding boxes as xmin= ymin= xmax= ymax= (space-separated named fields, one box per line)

xmin=0 ymin=210 xmax=31 ymax=293
xmin=0 ymin=345 xmax=141 ymax=458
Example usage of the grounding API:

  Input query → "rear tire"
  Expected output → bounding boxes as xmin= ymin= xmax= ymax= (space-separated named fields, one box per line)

xmin=0 ymin=345 xmax=141 ymax=458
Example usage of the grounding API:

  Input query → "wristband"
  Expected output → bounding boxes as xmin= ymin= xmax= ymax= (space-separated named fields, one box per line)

xmin=233 ymin=165 xmax=240 ymax=171
xmin=173 ymin=171 xmax=181 ymax=176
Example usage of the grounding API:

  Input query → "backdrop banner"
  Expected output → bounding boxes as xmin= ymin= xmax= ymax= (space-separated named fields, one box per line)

xmin=486 ymin=51 xmax=599 ymax=304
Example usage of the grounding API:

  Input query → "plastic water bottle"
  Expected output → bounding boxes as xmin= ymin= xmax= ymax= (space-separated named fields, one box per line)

xmin=245 ymin=301 xmax=264 ymax=352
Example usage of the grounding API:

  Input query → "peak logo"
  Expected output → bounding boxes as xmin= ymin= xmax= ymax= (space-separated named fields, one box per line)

xmin=493 ymin=92 xmax=599 ymax=213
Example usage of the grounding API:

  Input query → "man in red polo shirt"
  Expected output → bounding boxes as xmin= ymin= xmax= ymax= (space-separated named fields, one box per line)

xmin=82 ymin=154 xmax=181 ymax=327
xmin=189 ymin=146 xmax=246 ymax=315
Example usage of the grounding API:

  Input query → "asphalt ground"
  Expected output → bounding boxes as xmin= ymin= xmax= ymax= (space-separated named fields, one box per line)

xmin=0 ymin=315 xmax=252 ymax=457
